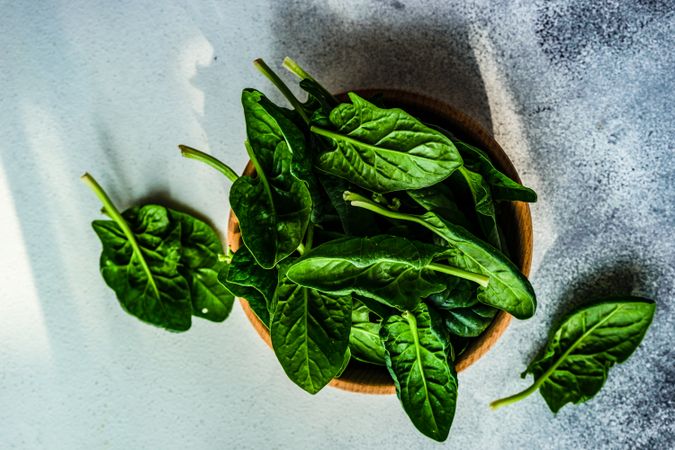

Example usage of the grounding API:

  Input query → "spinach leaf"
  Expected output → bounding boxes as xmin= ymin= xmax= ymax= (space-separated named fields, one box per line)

xmin=230 ymin=89 xmax=312 ymax=268
xmin=345 ymin=193 xmax=536 ymax=319
xmin=455 ymin=141 xmax=537 ymax=203
xmin=335 ymin=348 xmax=352 ymax=378
xmin=381 ymin=303 xmax=457 ymax=442
xmin=286 ymin=235 xmax=488 ymax=312
xmin=171 ymin=210 xmax=234 ymax=322
xmin=350 ymin=321 xmax=386 ymax=366
xmin=451 ymin=166 xmax=502 ymax=249
xmin=441 ymin=303 xmax=498 ymax=338
xmin=426 ymin=278 xmax=477 ymax=310
xmin=218 ymin=245 xmax=277 ymax=326
xmin=270 ymin=274 xmax=352 ymax=394
xmin=318 ymin=174 xmax=379 ymax=236
xmin=491 ymin=297 xmax=655 ymax=412
xmin=407 ymin=184 xmax=473 ymax=231
xmin=311 ymin=93 xmax=463 ymax=193
xmin=84 ymin=174 xmax=192 ymax=331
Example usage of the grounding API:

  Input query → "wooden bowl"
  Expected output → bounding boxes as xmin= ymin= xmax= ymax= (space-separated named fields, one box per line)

xmin=227 ymin=89 xmax=533 ymax=395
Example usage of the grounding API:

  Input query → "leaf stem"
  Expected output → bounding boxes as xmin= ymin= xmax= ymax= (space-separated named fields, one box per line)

xmin=253 ymin=58 xmax=309 ymax=124
xmin=80 ymin=173 xmax=159 ymax=297
xmin=179 ymin=145 xmax=239 ymax=182
xmin=427 ymin=262 xmax=489 ymax=288
xmin=305 ymin=223 xmax=315 ymax=251
xmin=282 ymin=57 xmax=339 ymax=105
xmin=489 ymin=383 xmax=539 ymax=410
xmin=344 ymin=191 xmax=488 ymax=287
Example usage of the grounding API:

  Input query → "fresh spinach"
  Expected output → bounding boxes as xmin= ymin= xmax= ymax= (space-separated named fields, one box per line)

xmin=311 ymin=93 xmax=463 ymax=193
xmin=83 ymin=173 xmax=233 ymax=331
xmin=491 ymin=297 xmax=655 ymax=412
xmin=381 ymin=302 xmax=457 ymax=441
xmin=230 ymin=89 xmax=312 ymax=268
xmin=286 ymin=235 xmax=489 ymax=311
xmin=345 ymin=193 xmax=536 ymax=319
xmin=270 ymin=272 xmax=352 ymax=394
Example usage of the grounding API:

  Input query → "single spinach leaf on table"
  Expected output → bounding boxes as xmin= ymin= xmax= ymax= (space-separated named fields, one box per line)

xmin=286 ymin=235 xmax=488 ymax=312
xmin=311 ymin=92 xmax=463 ymax=193
xmin=171 ymin=210 xmax=234 ymax=322
xmin=345 ymin=193 xmax=536 ymax=319
xmin=455 ymin=140 xmax=537 ymax=203
xmin=218 ymin=245 xmax=277 ymax=326
xmin=270 ymin=273 xmax=352 ymax=394
xmin=381 ymin=302 xmax=457 ymax=442
xmin=230 ymin=89 xmax=312 ymax=268
xmin=491 ymin=297 xmax=656 ymax=412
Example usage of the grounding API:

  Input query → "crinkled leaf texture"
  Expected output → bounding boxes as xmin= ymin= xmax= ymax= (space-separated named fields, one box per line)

xmin=92 ymin=205 xmax=192 ymax=331
xmin=270 ymin=275 xmax=352 ymax=394
xmin=418 ymin=211 xmax=536 ymax=319
xmin=286 ymin=235 xmax=453 ymax=311
xmin=525 ymin=298 xmax=655 ymax=413
xmin=172 ymin=210 xmax=233 ymax=322
xmin=315 ymin=92 xmax=463 ymax=193
xmin=381 ymin=303 xmax=457 ymax=442
xmin=218 ymin=245 xmax=277 ymax=327
xmin=230 ymin=89 xmax=311 ymax=268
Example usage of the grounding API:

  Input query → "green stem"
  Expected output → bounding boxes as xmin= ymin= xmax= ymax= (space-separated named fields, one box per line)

xmin=304 ymin=223 xmax=315 ymax=251
xmin=427 ymin=262 xmax=489 ymax=288
xmin=253 ymin=58 xmax=309 ymax=124
xmin=80 ymin=173 xmax=159 ymax=297
xmin=490 ymin=305 xmax=624 ymax=410
xmin=282 ymin=57 xmax=338 ymax=105
xmin=179 ymin=145 xmax=239 ymax=182
xmin=344 ymin=191 xmax=489 ymax=287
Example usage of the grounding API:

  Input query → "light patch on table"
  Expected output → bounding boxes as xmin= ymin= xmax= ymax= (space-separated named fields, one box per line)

xmin=178 ymin=34 xmax=214 ymax=117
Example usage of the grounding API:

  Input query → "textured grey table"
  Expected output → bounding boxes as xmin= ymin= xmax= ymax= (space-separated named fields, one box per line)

xmin=1 ymin=1 xmax=673 ymax=448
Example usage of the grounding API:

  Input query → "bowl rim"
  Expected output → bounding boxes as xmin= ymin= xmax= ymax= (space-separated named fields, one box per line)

xmin=226 ymin=88 xmax=533 ymax=395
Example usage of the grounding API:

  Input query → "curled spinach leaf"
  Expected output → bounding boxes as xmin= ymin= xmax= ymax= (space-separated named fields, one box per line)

xmin=455 ymin=141 xmax=536 ymax=203
xmin=230 ymin=89 xmax=312 ymax=269
xmin=218 ymin=245 xmax=277 ymax=327
xmin=311 ymin=93 xmax=463 ymax=193
xmin=491 ymin=297 xmax=655 ymax=412
xmin=381 ymin=303 xmax=457 ymax=442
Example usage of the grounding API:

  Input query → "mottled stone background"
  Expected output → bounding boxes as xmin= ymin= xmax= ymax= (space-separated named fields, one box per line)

xmin=1 ymin=1 xmax=673 ymax=448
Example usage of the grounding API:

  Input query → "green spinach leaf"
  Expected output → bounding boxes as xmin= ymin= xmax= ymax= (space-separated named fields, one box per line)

xmin=491 ymin=297 xmax=655 ymax=412
xmin=455 ymin=141 xmax=536 ymax=203
xmin=408 ymin=184 xmax=473 ymax=231
xmin=270 ymin=274 xmax=352 ymax=394
xmin=345 ymin=193 xmax=536 ymax=319
xmin=230 ymin=89 xmax=312 ymax=268
xmin=286 ymin=235 xmax=488 ymax=312
xmin=218 ymin=245 xmax=277 ymax=326
xmin=311 ymin=93 xmax=463 ymax=193
xmin=350 ymin=321 xmax=386 ymax=366
xmin=381 ymin=303 xmax=457 ymax=442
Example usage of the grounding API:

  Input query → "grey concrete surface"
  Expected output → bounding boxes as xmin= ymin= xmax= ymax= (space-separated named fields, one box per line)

xmin=1 ymin=0 xmax=673 ymax=448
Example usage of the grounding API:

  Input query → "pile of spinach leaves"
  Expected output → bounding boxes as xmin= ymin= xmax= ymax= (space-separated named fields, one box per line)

xmin=187 ymin=57 xmax=536 ymax=441
xmin=85 ymin=57 xmax=654 ymax=441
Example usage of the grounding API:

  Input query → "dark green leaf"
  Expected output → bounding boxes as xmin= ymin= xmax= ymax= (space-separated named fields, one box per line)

xmin=350 ymin=321 xmax=386 ymax=366
xmin=318 ymin=175 xmax=378 ymax=236
xmin=450 ymin=166 xmax=501 ymax=249
xmin=286 ymin=235 xmax=457 ymax=311
xmin=407 ymin=184 xmax=473 ymax=231
xmin=92 ymin=205 xmax=192 ymax=331
xmin=381 ymin=303 xmax=457 ymax=442
xmin=442 ymin=303 xmax=498 ymax=337
xmin=230 ymin=89 xmax=311 ymax=268
xmin=171 ymin=210 xmax=233 ymax=322
xmin=313 ymin=93 xmax=463 ymax=193
xmin=456 ymin=141 xmax=537 ymax=203
xmin=426 ymin=278 xmax=477 ymax=310
xmin=524 ymin=298 xmax=655 ymax=412
xmin=218 ymin=245 xmax=277 ymax=326
xmin=335 ymin=348 xmax=352 ymax=378
xmin=416 ymin=212 xmax=536 ymax=319
xmin=270 ymin=275 xmax=352 ymax=394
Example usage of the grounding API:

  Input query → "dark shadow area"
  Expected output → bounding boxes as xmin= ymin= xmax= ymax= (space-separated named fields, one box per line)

xmin=268 ymin=1 xmax=493 ymax=133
